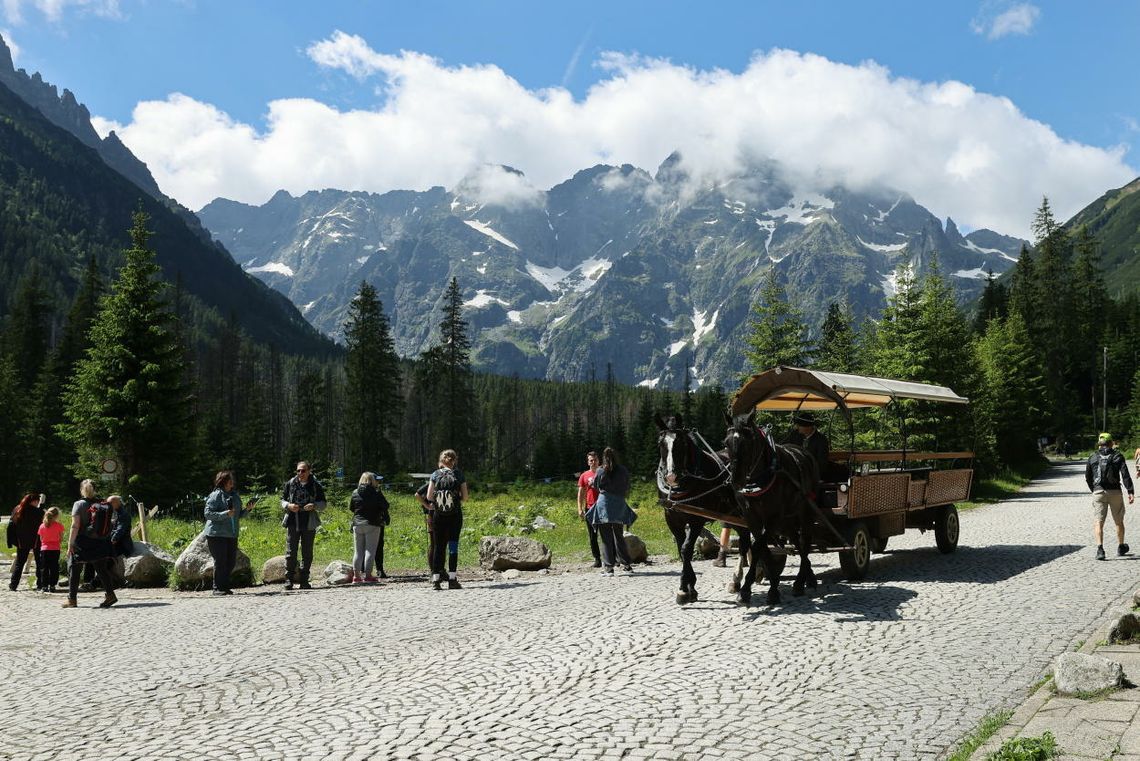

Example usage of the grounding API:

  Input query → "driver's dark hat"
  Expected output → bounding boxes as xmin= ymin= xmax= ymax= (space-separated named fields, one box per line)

xmin=792 ymin=411 xmax=817 ymax=427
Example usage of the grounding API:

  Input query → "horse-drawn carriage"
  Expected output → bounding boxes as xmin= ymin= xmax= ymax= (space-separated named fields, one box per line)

xmin=657 ymin=366 xmax=974 ymax=605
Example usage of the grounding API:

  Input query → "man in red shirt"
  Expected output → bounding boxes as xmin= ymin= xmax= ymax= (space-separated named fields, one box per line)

xmin=576 ymin=451 xmax=602 ymax=568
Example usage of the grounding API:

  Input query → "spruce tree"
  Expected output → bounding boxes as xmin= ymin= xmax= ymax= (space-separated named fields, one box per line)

xmin=744 ymin=268 xmax=810 ymax=374
xmin=343 ymin=281 xmax=402 ymax=475
xmin=60 ymin=211 xmax=194 ymax=502
xmin=972 ymin=270 xmax=1008 ymax=335
xmin=976 ymin=313 xmax=1047 ymax=466
xmin=419 ymin=277 xmax=475 ymax=462
xmin=816 ymin=301 xmax=856 ymax=373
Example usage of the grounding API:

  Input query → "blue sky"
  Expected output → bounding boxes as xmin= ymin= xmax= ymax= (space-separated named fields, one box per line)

xmin=2 ymin=0 xmax=1136 ymax=235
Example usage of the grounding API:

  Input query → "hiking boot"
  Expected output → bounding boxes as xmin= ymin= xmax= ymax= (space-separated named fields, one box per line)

xmin=1120 ymin=543 xmax=1131 ymax=556
xmin=1096 ymin=545 xmax=1106 ymax=561
xmin=600 ymin=568 xmax=614 ymax=577
xmin=284 ymin=582 xmax=294 ymax=591
xmin=618 ymin=565 xmax=634 ymax=576
xmin=592 ymin=559 xmax=602 ymax=568
xmin=712 ymin=551 xmax=727 ymax=568
xmin=432 ymin=580 xmax=443 ymax=591
xmin=99 ymin=592 xmax=118 ymax=608
xmin=364 ymin=575 xmax=379 ymax=583
xmin=352 ymin=575 xmax=364 ymax=584
xmin=299 ymin=581 xmax=312 ymax=590
xmin=378 ymin=569 xmax=388 ymax=579
xmin=222 ymin=590 xmax=234 ymax=595
xmin=61 ymin=598 xmax=77 ymax=608
xmin=448 ymin=578 xmax=462 ymax=590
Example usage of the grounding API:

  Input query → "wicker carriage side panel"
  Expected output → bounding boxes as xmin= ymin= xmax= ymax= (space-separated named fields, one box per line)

xmin=924 ymin=469 xmax=973 ymax=506
xmin=848 ymin=473 xmax=910 ymax=519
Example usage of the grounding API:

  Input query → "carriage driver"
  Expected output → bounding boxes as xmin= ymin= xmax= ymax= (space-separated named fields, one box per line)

xmin=785 ymin=412 xmax=831 ymax=477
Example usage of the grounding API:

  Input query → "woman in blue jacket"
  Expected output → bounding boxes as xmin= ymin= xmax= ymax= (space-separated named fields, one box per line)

xmin=587 ymin=447 xmax=637 ymax=576
xmin=203 ymin=470 xmax=256 ymax=596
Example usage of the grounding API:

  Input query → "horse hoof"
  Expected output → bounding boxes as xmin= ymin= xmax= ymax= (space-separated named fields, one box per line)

xmin=735 ymin=592 xmax=751 ymax=607
xmin=766 ymin=589 xmax=781 ymax=606
xmin=675 ymin=590 xmax=691 ymax=605
xmin=792 ymin=582 xmax=804 ymax=597
xmin=727 ymin=580 xmax=740 ymax=594
xmin=688 ymin=588 xmax=699 ymax=603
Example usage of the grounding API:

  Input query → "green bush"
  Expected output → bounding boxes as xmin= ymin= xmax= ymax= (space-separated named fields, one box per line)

xmin=986 ymin=731 xmax=1058 ymax=761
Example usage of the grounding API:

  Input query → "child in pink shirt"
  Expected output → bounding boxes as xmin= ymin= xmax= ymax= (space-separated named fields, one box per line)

xmin=37 ymin=508 xmax=64 ymax=593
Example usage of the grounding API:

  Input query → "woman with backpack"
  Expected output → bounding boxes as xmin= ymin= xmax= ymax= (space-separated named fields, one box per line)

xmin=349 ymin=472 xmax=390 ymax=584
xmin=7 ymin=493 xmax=45 ymax=592
xmin=425 ymin=449 xmax=469 ymax=591
xmin=63 ymin=479 xmax=117 ymax=609
xmin=203 ymin=471 xmax=257 ymax=596
xmin=587 ymin=447 xmax=637 ymax=577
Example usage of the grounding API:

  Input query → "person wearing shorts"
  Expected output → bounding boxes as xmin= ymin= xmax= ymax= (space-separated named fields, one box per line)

xmin=1086 ymin=432 xmax=1134 ymax=561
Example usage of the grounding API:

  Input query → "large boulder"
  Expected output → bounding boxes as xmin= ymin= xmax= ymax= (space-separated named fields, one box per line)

xmin=1110 ymin=613 xmax=1140 ymax=644
xmin=173 ymin=533 xmax=252 ymax=589
xmin=622 ymin=533 xmax=649 ymax=564
xmin=262 ymin=555 xmax=288 ymax=584
xmin=479 ymin=536 xmax=552 ymax=571
xmin=122 ymin=542 xmax=174 ymax=587
xmin=324 ymin=560 xmax=354 ymax=586
xmin=1053 ymin=652 xmax=1124 ymax=695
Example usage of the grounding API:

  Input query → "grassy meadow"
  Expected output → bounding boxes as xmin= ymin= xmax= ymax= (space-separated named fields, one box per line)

xmin=137 ymin=480 xmax=676 ymax=584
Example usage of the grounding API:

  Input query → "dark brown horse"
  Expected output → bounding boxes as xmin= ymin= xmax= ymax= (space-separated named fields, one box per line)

xmin=723 ymin=411 xmax=821 ymax=605
xmin=656 ymin=414 xmax=754 ymax=604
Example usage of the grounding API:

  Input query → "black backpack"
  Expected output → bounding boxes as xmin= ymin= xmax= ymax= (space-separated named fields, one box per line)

xmin=434 ymin=469 xmax=460 ymax=514
xmin=85 ymin=501 xmax=114 ymax=539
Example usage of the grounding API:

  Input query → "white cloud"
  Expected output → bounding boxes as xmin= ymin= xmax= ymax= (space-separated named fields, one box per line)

xmin=457 ymin=164 xmax=543 ymax=210
xmin=1 ymin=28 xmax=18 ymax=60
xmin=104 ymin=33 xmax=1134 ymax=238
xmin=2 ymin=0 xmax=121 ymax=24
xmin=971 ymin=2 xmax=1040 ymax=40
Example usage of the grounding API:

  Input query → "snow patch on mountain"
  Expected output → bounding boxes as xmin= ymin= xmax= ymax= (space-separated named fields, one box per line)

xmin=464 ymin=220 xmax=519 ymax=250
xmin=764 ymin=193 xmax=835 ymax=226
xmin=874 ymin=196 xmax=903 ymax=223
xmin=464 ymin=290 xmax=510 ymax=308
xmin=856 ymin=235 xmax=909 ymax=253
xmin=953 ymin=265 xmax=990 ymax=279
xmin=638 ymin=377 xmax=661 ymax=389
xmin=964 ymin=239 xmax=1017 ymax=262
xmin=526 ymin=261 xmax=572 ymax=292
xmin=247 ymin=262 xmax=295 ymax=277
xmin=669 ymin=340 xmax=688 ymax=357
xmin=693 ymin=309 xmax=718 ymax=343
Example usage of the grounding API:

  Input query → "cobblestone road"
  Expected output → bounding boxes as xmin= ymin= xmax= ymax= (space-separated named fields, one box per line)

xmin=2 ymin=463 xmax=1138 ymax=760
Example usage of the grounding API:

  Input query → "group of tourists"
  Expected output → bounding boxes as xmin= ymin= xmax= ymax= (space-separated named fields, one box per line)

xmin=6 ymin=481 xmax=133 ymax=607
xmin=8 ymin=441 xmax=640 ymax=606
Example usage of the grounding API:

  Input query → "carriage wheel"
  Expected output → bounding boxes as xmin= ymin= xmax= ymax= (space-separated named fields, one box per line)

xmin=934 ymin=505 xmax=960 ymax=554
xmin=870 ymin=536 xmax=889 ymax=554
xmin=839 ymin=521 xmax=872 ymax=581
xmin=756 ymin=552 xmax=788 ymax=583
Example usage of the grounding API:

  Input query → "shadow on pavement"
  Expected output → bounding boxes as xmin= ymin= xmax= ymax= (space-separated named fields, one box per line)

xmin=741 ymin=583 xmax=919 ymax=622
xmin=108 ymin=602 xmax=171 ymax=608
xmin=861 ymin=543 xmax=1083 ymax=584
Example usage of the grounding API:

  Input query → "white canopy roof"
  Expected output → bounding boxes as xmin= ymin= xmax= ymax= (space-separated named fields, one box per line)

xmin=730 ymin=366 xmax=969 ymax=415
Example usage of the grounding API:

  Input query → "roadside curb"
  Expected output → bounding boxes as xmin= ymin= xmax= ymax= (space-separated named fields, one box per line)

xmin=967 ymin=582 xmax=1139 ymax=759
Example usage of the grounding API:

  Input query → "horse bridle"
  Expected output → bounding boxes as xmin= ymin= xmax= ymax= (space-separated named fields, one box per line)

xmin=727 ymin=421 xmax=773 ymax=489
xmin=657 ymin=427 xmax=735 ymax=507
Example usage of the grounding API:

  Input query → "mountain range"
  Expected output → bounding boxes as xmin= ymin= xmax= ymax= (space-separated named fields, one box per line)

xmin=0 ymin=34 xmax=331 ymax=355
xmin=199 ymin=159 xmax=1026 ymax=387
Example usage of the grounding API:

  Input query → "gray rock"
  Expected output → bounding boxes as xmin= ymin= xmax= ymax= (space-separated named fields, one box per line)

xmin=1053 ymin=652 xmax=1124 ymax=695
xmin=478 ymin=536 xmax=552 ymax=571
xmin=500 ymin=568 xmax=521 ymax=580
xmin=262 ymin=555 xmax=288 ymax=584
xmin=122 ymin=542 xmax=174 ymax=587
xmin=324 ymin=560 xmax=354 ymax=586
xmin=1133 ymin=589 xmax=1140 ymax=608
xmin=1110 ymin=613 xmax=1140 ymax=644
xmin=623 ymin=533 xmax=649 ymax=564
xmin=695 ymin=529 xmax=721 ymax=559
xmin=531 ymin=516 xmax=557 ymax=530
xmin=173 ymin=533 xmax=252 ymax=589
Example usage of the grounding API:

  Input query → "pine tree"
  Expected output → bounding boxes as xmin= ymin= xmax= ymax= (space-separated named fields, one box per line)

xmin=816 ymin=301 xmax=856 ymax=373
xmin=59 ymin=211 xmax=195 ymax=502
xmin=343 ymin=281 xmax=402 ymax=476
xmin=976 ymin=313 xmax=1047 ymax=466
xmin=972 ymin=270 xmax=1008 ymax=335
xmin=3 ymin=259 xmax=52 ymax=388
xmin=744 ymin=267 xmax=810 ymax=374
xmin=419 ymin=277 xmax=475 ymax=462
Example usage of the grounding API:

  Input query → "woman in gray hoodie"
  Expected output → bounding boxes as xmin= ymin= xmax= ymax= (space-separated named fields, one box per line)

xmin=203 ymin=471 xmax=256 ymax=595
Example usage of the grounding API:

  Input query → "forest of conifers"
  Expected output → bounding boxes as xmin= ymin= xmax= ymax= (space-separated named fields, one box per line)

xmin=0 ymin=197 xmax=1136 ymax=510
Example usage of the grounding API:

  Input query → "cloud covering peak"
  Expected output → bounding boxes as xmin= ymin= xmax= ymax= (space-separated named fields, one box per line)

xmin=96 ymin=31 xmax=1134 ymax=238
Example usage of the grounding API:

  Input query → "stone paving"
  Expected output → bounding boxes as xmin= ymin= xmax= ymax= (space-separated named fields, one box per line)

xmin=2 ymin=463 xmax=1138 ymax=760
